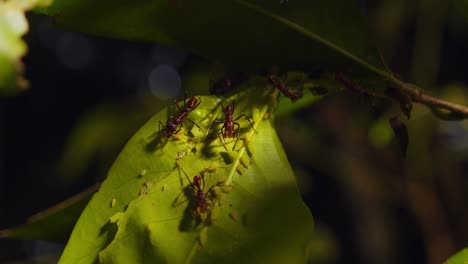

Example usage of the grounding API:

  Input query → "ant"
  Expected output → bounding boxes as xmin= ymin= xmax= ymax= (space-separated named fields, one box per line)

xmin=159 ymin=95 xmax=203 ymax=139
xmin=206 ymin=101 xmax=255 ymax=151
xmin=178 ymin=165 xmax=221 ymax=220
xmin=210 ymin=77 xmax=232 ymax=95
xmin=209 ymin=72 xmax=248 ymax=95
xmin=334 ymin=72 xmax=376 ymax=106
xmin=267 ymin=75 xmax=304 ymax=101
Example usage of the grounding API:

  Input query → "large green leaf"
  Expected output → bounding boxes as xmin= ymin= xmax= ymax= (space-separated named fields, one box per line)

xmin=445 ymin=248 xmax=468 ymax=264
xmin=0 ymin=0 xmax=51 ymax=95
xmin=59 ymin=87 xmax=314 ymax=263
xmin=37 ymin=0 xmax=390 ymax=79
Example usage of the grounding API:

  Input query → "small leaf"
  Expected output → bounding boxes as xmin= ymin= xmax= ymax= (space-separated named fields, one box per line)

xmin=444 ymin=248 xmax=468 ymax=264
xmin=59 ymin=87 xmax=314 ymax=263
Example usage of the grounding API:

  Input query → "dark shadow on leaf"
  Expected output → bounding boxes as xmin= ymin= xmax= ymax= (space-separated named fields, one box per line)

xmin=174 ymin=186 xmax=200 ymax=232
xmin=96 ymin=220 xmax=118 ymax=264
xmin=144 ymin=132 xmax=165 ymax=152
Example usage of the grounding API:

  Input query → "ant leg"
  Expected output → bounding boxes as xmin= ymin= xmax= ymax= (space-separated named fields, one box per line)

xmin=192 ymin=99 xmax=201 ymax=111
xmin=173 ymin=100 xmax=182 ymax=112
xmin=186 ymin=118 xmax=204 ymax=133
xmin=232 ymin=122 xmax=241 ymax=151
xmin=233 ymin=114 xmax=257 ymax=133
xmin=159 ymin=121 xmax=165 ymax=138
xmin=218 ymin=130 xmax=228 ymax=151
xmin=205 ymin=119 xmax=222 ymax=140
xmin=174 ymin=122 xmax=183 ymax=135
xmin=177 ymin=163 xmax=194 ymax=186
xmin=220 ymin=102 xmax=225 ymax=112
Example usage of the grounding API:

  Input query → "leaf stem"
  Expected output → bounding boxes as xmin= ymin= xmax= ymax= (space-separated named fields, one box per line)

xmin=388 ymin=76 xmax=468 ymax=120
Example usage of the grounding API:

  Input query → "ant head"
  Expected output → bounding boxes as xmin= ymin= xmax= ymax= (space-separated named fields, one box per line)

xmin=193 ymin=175 xmax=202 ymax=187
xmin=223 ymin=79 xmax=231 ymax=88
xmin=186 ymin=97 xmax=198 ymax=108
xmin=224 ymin=105 xmax=234 ymax=115
xmin=267 ymin=75 xmax=277 ymax=84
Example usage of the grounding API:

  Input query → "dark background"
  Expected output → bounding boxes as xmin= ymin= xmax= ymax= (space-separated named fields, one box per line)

xmin=2 ymin=1 xmax=468 ymax=263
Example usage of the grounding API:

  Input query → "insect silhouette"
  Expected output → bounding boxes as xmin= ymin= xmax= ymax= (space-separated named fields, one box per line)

xmin=267 ymin=75 xmax=304 ymax=101
xmin=206 ymin=101 xmax=255 ymax=151
xmin=159 ymin=96 xmax=203 ymax=139
xmin=178 ymin=165 xmax=221 ymax=221
xmin=335 ymin=72 xmax=376 ymax=106
xmin=209 ymin=72 xmax=248 ymax=95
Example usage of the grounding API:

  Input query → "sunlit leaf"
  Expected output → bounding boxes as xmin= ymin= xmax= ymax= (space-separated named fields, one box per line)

xmin=445 ymin=248 xmax=468 ymax=264
xmin=59 ymin=88 xmax=314 ymax=263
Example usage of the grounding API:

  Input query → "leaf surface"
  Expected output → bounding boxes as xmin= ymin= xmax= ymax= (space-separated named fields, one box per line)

xmin=445 ymin=248 xmax=468 ymax=264
xmin=59 ymin=87 xmax=314 ymax=263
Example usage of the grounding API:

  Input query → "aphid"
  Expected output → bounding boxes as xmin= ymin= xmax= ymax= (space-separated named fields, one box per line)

xmin=179 ymin=166 xmax=220 ymax=220
xmin=159 ymin=95 xmax=202 ymax=139
xmin=267 ymin=75 xmax=304 ymax=101
xmin=206 ymin=102 xmax=255 ymax=151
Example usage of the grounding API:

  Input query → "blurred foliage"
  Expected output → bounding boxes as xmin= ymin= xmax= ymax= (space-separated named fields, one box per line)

xmin=0 ymin=184 xmax=97 ymax=243
xmin=55 ymin=99 xmax=157 ymax=185
xmin=35 ymin=0 xmax=392 ymax=89
xmin=453 ymin=0 xmax=468 ymax=21
xmin=0 ymin=0 xmax=51 ymax=95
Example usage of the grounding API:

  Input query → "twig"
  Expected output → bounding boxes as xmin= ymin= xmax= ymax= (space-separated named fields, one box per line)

xmin=389 ymin=76 xmax=468 ymax=120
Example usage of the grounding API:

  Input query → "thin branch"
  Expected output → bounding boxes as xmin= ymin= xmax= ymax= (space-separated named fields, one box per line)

xmin=389 ymin=76 xmax=468 ymax=120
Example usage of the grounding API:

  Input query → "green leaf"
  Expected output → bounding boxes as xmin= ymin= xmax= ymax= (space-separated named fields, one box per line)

xmin=59 ymin=88 xmax=314 ymax=263
xmin=0 ymin=184 xmax=97 ymax=243
xmin=37 ymin=0 xmax=390 ymax=79
xmin=445 ymin=248 xmax=468 ymax=264
xmin=0 ymin=0 xmax=52 ymax=95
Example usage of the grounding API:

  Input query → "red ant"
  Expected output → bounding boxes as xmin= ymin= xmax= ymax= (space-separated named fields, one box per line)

xmin=206 ymin=101 xmax=255 ymax=151
xmin=334 ymin=72 xmax=376 ymax=106
xmin=209 ymin=72 xmax=248 ymax=95
xmin=178 ymin=165 xmax=220 ymax=220
xmin=267 ymin=75 xmax=304 ymax=101
xmin=159 ymin=96 xmax=203 ymax=139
